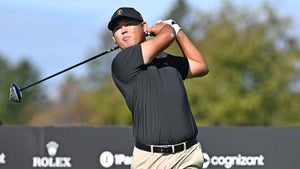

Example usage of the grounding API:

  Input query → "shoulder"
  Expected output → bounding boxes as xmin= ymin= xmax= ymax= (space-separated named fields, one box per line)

xmin=112 ymin=45 xmax=142 ymax=66
xmin=117 ymin=45 xmax=142 ymax=58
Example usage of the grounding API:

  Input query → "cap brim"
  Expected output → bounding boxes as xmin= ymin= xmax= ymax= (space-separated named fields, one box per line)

xmin=108 ymin=17 xmax=142 ymax=31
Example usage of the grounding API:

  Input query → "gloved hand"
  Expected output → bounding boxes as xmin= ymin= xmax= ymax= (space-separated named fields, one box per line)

xmin=161 ymin=19 xmax=182 ymax=35
xmin=161 ymin=19 xmax=176 ymax=25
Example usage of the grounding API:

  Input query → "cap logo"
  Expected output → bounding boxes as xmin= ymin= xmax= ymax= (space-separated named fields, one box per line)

xmin=117 ymin=9 xmax=123 ymax=15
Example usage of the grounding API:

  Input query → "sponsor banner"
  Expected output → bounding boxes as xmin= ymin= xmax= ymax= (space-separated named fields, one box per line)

xmin=32 ymin=140 xmax=72 ymax=168
xmin=0 ymin=126 xmax=299 ymax=169
xmin=202 ymin=153 xmax=264 ymax=169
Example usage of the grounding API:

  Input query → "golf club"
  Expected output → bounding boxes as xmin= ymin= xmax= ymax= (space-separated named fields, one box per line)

xmin=9 ymin=45 xmax=120 ymax=103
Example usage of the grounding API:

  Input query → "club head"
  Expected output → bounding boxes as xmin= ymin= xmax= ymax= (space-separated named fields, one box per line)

xmin=9 ymin=83 xmax=22 ymax=103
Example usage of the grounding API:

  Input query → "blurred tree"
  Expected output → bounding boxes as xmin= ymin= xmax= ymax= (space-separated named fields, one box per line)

xmin=183 ymin=1 xmax=300 ymax=125
xmin=0 ymin=56 xmax=48 ymax=125
xmin=29 ymin=75 xmax=86 ymax=125
xmin=80 ymin=76 xmax=131 ymax=125
xmin=163 ymin=0 xmax=191 ymax=25
xmin=85 ymin=28 xmax=119 ymax=89
xmin=29 ymin=75 xmax=131 ymax=126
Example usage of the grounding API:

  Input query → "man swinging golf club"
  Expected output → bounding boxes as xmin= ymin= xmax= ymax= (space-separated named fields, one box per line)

xmin=108 ymin=7 xmax=209 ymax=169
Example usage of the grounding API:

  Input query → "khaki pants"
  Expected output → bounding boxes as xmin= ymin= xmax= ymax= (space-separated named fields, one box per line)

xmin=131 ymin=143 xmax=204 ymax=169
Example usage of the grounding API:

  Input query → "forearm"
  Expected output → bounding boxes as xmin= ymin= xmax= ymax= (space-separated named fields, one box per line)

xmin=142 ymin=24 xmax=175 ymax=64
xmin=176 ymin=30 xmax=209 ymax=78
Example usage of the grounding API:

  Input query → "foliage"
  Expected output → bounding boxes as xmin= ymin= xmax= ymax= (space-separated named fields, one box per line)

xmin=85 ymin=28 xmax=118 ymax=89
xmin=183 ymin=1 xmax=300 ymax=125
xmin=81 ymin=77 xmax=132 ymax=125
xmin=29 ymin=75 xmax=131 ymax=126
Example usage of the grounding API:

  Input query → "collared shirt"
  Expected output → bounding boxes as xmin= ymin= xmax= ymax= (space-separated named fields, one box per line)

xmin=111 ymin=44 xmax=198 ymax=145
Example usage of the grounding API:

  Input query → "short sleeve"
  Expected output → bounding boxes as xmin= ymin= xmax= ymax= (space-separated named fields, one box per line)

xmin=112 ymin=45 xmax=144 ymax=83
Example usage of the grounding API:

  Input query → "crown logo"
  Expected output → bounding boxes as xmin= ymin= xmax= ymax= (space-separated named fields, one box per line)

xmin=117 ymin=9 xmax=123 ymax=15
xmin=46 ymin=141 xmax=59 ymax=156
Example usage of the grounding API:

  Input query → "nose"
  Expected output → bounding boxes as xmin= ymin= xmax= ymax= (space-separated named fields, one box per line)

xmin=121 ymin=25 xmax=128 ymax=34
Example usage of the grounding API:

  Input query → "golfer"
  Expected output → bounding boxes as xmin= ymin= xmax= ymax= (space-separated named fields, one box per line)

xmin=108 ymin=7 xmax=209 ymax=169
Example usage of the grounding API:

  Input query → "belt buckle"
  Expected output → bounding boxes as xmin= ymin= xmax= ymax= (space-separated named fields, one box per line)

xmin=159 ymin=145 xmax=174 ymax=154
xmin=159 ymin=147 xmax=165 ymax=153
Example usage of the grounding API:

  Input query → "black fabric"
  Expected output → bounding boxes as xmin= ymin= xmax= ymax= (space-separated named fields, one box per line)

xmin=111 ymin=45 xmax=198 ymax=145
xmin=108 ymin=7 xmax=143 ymax=30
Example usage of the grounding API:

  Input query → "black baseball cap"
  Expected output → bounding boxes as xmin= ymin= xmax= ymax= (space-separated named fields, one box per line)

xmin=108 ymin=7 xmax=144 ymax=31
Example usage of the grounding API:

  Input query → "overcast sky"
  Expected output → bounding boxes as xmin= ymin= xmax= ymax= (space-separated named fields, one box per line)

xmin=0 ymin=0 xmax=299 ymax=97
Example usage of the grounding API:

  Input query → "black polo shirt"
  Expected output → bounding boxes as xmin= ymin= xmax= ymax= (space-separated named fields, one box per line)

xmin=111 ymin=44 xmax=198 ymax=145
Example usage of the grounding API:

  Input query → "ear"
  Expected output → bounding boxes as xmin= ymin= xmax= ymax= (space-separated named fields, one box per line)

xmin=142 ymin=22 xmax=148 ymax=32
xmin=112 ymin=35 xmax=116 ymax=43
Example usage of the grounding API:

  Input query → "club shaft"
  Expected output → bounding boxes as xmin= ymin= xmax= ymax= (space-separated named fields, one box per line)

xmin=20 ymin=46 xmax=120 ymax=91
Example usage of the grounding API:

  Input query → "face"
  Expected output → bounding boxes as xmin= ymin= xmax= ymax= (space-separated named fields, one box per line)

xmin=112 ymin=18 xmax=147 ymax=49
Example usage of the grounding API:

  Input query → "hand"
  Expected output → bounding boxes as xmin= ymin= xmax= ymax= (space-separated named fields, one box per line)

xmin=147 ymin=22 xmax=171 ymax=36
xmin=161 ymin=19 xmax=182 ymax=35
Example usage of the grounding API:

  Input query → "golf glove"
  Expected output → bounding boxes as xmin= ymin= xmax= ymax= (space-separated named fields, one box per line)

xmin=161 ymin=19 xmax=182 ymax=35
